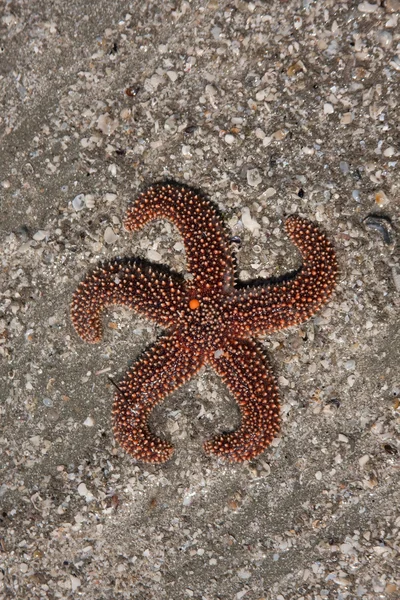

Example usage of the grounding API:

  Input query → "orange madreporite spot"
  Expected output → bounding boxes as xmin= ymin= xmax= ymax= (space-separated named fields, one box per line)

xmin=189 ymin=298 xmax=200 ymax=310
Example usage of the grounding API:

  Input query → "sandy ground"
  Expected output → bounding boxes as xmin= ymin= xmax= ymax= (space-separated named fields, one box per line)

xmin=1 ymin=1 xmax=399 ymax=599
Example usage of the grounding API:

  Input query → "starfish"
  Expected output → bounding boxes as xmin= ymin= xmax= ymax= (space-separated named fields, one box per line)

xmin=71 ymin=183 xmax=338 ymax=463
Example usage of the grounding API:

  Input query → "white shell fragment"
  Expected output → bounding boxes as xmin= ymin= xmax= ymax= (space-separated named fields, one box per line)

xmin=246 ymin=168 xmax=262 ymax=187
xmin=103 ymin=227 xmax=119 ymax=244
xmin=392 ymin=267 xmax=400 ymax=293
xmin=375 ymin=190 xmax=389 ymax=207
xmin=359 ymin=455 xmax=370 ymax=468
xmin=358 ymin=1 xmax=379 ymax=12
xmin=241 ymin=207 xmax=260 ymax=234
xmin=97 ymin=113 xmax=119 ymax=135
xmin=341 ymin=112 xmax=354 ymax=124
xmin=147 ymin=249 xmax=162 ymax=261
xmin=72 ymin=194 xmax=85 ymax=211
xmin=33 ymin=230 xmax=49 ymax=241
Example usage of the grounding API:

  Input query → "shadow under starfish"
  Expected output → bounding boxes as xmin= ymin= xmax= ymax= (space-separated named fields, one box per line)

xmin=71 ymin=181 xmax=338 ymax=463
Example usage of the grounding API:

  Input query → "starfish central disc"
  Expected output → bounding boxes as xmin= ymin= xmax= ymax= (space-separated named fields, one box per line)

xmin=71 ymin=182 xmax=338 ymax=464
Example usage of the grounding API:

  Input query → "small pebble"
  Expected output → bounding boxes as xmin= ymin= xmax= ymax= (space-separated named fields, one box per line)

xmin=166 ymin=71 xmax=178 ymax=82
xmin=324 ymin=103 xmax=334 ymax=114
xmin=83 ymin=416 xmax=95 ymax=427
xmin=341 ymin=112 xmax=354 ymax=125
xmin=78 ymin=483 xmax=88 ymax=496
xmin=344 ymin=359 xmax=355 ymax=370
xmin=33 ymin=230 xmax=49 ymax=241
xmin=225 ymin=134 xmax=235 ymax=144
xmin=255 ymin=90 xmax=266 ymax=101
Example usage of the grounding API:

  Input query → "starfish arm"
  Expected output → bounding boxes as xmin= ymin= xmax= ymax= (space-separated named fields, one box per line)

xmin=113 ymin=328 xmax=204 ymax=463
xmin=71 ymin=258 xmax=188 ymax=343
xmin=231 ymin=216 xmax=338 ymax=335
xmin=124 ymin=182 xmax=235 ymax=294
xmin=204 ymin=339 xmax=280 ymax=462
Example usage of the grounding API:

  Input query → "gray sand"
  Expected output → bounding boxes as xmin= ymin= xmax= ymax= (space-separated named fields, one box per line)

xmin=1 ymin=1 xmax=399 ymax=598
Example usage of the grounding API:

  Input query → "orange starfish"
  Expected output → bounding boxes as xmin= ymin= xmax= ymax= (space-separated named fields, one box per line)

xmin=71 ymin=183 xmax=338 ymax=463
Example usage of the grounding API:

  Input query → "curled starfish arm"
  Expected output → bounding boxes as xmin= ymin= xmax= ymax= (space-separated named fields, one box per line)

xmin=71 ymin=258 xmax=188 ymax=343
xmin=124 ymin=183 xmax=235 ymax=293
xmin=231 ymin=216 xmax=338 ymax=335
xmin=204 ymin=339 xmax=280 ymax=462
xmin=113 ymin=329 xmax=204 ymax=463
